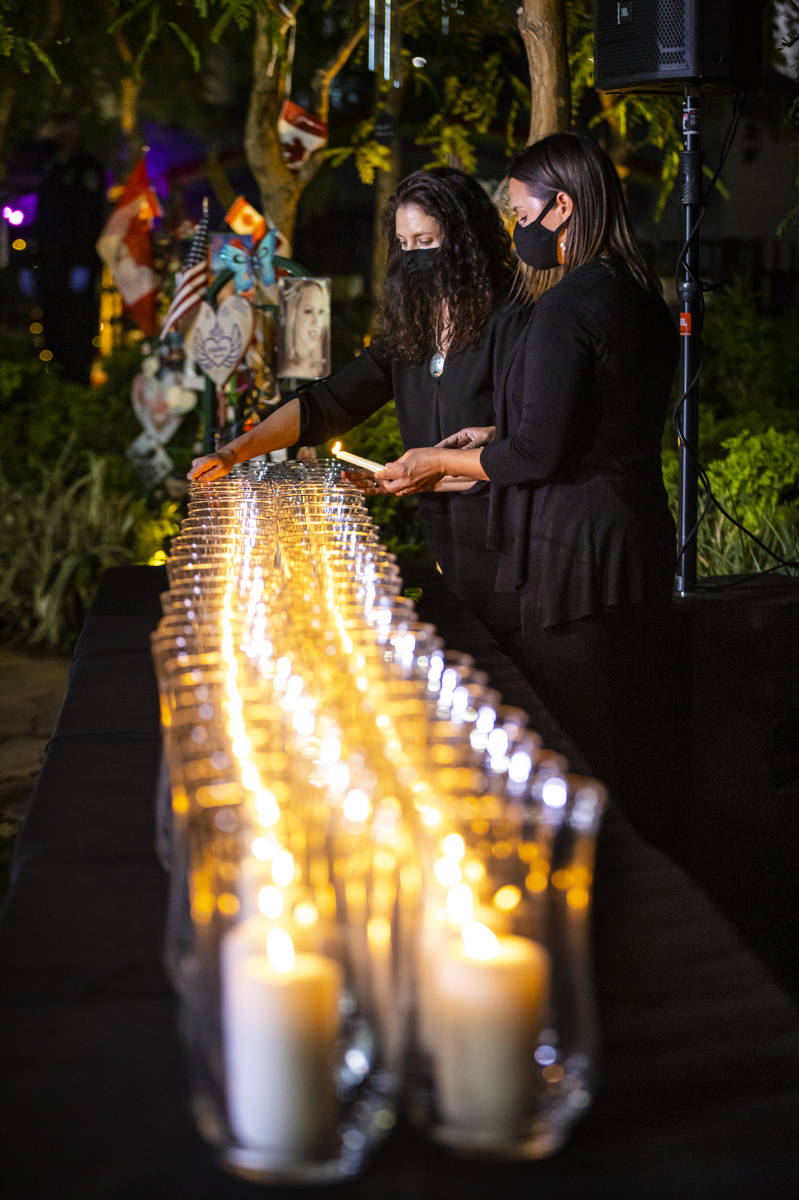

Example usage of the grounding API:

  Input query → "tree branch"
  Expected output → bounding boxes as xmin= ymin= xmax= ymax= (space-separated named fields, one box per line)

xmin=311 ymin=17 xmax=369 ymax=127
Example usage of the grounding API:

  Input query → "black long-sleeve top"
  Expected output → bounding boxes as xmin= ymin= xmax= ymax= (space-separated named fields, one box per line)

xmin=296 ymin=302 xmax=526 ymax=452
xmin=480 ymin=260 xmax=679 ymax=628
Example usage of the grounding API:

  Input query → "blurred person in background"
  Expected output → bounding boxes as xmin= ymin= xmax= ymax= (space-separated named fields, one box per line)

xmin=18 ymin=114 xmax=105 ymax=385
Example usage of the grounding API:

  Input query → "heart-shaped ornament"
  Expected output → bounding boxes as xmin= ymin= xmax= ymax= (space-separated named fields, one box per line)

xmin=189 ymin=296 xmax=254 ymax=386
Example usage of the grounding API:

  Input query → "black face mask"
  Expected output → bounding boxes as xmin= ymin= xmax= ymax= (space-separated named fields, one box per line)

xmin=512 ymin=195 xmax=568 ymax=270
xmin=401 ymin=247 xmax=440 ymax=277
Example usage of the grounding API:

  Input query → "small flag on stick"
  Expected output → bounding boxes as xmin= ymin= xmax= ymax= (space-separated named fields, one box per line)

xmin=225 ymin=196 xmax=266 ymax=244
xmin=160 ymin=198 xmax=210 ymax=338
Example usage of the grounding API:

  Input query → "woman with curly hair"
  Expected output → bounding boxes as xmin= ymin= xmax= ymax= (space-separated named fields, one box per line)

xmin=189 ymin=166 xmax=527 ymax=637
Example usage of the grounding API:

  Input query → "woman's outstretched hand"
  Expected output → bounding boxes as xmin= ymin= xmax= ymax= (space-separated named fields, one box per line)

xmin=187 ymin=446 xmax=237 ymax=483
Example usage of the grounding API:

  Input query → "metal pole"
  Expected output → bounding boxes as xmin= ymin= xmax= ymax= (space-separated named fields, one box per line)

xmin=675 ymin=90 xmax=704 ymax=596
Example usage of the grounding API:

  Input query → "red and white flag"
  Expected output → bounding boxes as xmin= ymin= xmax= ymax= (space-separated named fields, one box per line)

xmin=160 ymin=199 xmax=210 ymax=338
xmin=96 ymin=157 xmax=161 ymax=336
xmin=278 ymin=100 xmax=327 ymax=171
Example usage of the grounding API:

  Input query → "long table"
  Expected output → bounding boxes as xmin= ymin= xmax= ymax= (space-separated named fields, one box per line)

xmin=1 ymin=565 xmax=798 ymax=1200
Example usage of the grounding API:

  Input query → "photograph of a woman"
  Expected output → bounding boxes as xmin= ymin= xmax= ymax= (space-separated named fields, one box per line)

xmin=277 ymin=277 xmax=330 ymax=379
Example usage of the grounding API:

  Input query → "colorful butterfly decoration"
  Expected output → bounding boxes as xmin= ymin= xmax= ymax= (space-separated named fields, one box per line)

xmin=213 ymin=229 xmax=278 ymax=297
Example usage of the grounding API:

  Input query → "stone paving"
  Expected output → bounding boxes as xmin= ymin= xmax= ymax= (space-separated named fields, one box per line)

xmin=0 ymin=647 xmax=71 ymax=896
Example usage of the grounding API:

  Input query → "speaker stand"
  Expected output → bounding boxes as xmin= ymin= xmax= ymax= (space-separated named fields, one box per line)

xmin=675 ymin=90 xmax=704 ymax=596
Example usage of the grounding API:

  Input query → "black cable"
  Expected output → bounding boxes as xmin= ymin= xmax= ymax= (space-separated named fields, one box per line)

xmin=670 ymin=91 xmax=797 ymax=576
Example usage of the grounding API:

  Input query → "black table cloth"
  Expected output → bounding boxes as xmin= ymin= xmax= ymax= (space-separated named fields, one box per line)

xmin=1 ymin=565 xmax=798 ymax=1200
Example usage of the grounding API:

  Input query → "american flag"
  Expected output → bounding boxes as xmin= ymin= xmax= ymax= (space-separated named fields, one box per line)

xmin=160 ymin=198 xmax=210 ymax=338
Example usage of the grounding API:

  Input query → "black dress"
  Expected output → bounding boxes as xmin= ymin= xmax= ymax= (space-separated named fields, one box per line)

xmin=296 ymin=302 xmax=527 ymax=637
xmin=480 ymin=260 xmax=680 ymax=836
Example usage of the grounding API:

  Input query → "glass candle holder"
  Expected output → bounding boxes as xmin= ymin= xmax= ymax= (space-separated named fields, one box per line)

xmin=410 ymin=774 xmax=606 ymax=1160
xmin=175 ymin=797 xmax=409 ymax=1184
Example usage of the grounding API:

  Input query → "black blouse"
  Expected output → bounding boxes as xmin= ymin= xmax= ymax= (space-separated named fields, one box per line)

xmin=296 ymin=302 xmax=527 ymax=451
xmin=480 ymin=260 xmax=679 ymax=628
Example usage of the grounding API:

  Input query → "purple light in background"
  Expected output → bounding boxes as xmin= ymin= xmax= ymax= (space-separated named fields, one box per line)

xmin=3 ymin=193 xmax=37 ymax=225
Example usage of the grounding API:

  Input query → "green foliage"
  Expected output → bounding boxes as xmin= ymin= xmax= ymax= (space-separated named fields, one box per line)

xmin=0 ymin=8 xmax=59 ymax=80
xmin=661 ymin=276 xmax=799 ymax=578
xmin=705 ymin=427 xmax=799 ymax=523
xmin=0 ymin=345 xmax=141 ymax=489
xmin=417 ymin=54 xmax=505 ymax=174
xmin=0 ymin=341 xmax=190 ymax=648
xmin=588 ymin=91 xmax=682 ymax=220
xmin=105 ymin=0 xmax=293 ymax=76
xmin=568 ymin=6 xmax=594 ymax=115
xmin=325 ymin=118 xmax=393 ymax=185
xmin=697 ymin=277 xmax=799 ymax=451
xmin=698 ymin=429 xmax=799 ymax=576
xmin=0 ymin=439 xmax=179 ymax=649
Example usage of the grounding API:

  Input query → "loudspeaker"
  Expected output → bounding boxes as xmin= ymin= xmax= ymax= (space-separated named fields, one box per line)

xmin=594 ymin=0 xmax=763 ymax=93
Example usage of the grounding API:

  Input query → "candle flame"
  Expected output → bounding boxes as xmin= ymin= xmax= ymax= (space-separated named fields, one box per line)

xmin=293 ymin=901 xmax=319 ymax=928
xmin=258 ymin=885 xmax=284 ymax=919
xmin=343 ymin=788 xmax=371 ymax=823
xmin=446 ymin=881 xmax=474 ymax=924
xmin=251 ymin=834 xmax=276 ymax=861
xmin=434 ymin=856 xmax=462 ymax=888
xmin=442 ymin=833 xmax=465 ymax=862
xmin=493 ymin=884 xmax=522 ymax=912
xmin=267 ymin=927 xmax=295 ymax=972
xmin=331 ymin=441 xmax=341 ymax=455
xmin=367 ymin=915 xmax=391 ymax=950
xmin=461 ymin=920 xmax=500 ymax=961
xmin=272 ymin=849 xmax=295 ymax=887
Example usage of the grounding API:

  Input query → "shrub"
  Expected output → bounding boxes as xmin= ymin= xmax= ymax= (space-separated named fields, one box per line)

xmin=0 ymin=439 xmax=180 ymax=650
xmin=663 ymin=428 xmax=799 ymax=578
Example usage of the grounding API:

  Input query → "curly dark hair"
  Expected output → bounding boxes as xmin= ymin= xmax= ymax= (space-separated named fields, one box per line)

xmin=375 ymin=167 xmax=515 ymax=364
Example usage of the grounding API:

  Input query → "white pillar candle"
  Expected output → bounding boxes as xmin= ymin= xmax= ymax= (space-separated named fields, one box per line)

xmin=416 ymin=898 xmax=512 ymax=1053
xmin=222 ymin=927 xmax=343 ymax=1160
xmin=429 ymin=922 xmax=550 ymax=1140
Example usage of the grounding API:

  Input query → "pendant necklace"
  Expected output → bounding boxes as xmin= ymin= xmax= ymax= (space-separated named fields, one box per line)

xmin=430 ymin=312 xmax=448 ymax=378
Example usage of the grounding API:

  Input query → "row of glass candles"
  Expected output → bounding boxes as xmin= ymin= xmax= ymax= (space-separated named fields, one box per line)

xmin=152 ymin=459 xmax=605 ymax=1183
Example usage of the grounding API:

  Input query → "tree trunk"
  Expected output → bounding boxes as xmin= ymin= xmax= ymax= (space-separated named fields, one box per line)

xmin=517 ymin=0 xmax=570 ymax=143
xmin=244 ymin=12 xmax=303 ymax=249
xmin=244 ymin=7 xmax=367 ymax=251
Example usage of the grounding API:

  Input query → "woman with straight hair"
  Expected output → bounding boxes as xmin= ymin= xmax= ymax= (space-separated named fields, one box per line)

xmin=378 ymin=134 xmax=679 ymax=839
xmin=188 ymin=166 xmax=526 ymax=638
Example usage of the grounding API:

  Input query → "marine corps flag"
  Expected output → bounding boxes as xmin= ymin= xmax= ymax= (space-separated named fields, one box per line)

xmin=96 ymin=156 xmax=162 ymax=336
